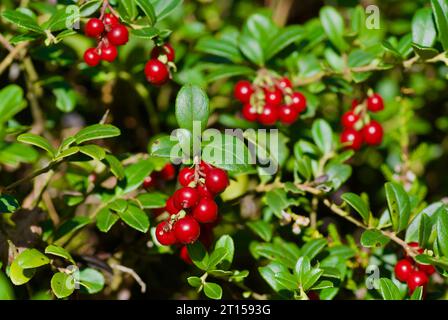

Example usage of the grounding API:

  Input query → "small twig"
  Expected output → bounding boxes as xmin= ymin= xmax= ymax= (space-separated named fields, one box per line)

xmin=5 ymin=162 xmax=60 ymax=191
xmin=111 ymin=264 xmax=147 ymax=293
xmin=0 ymin=34 xmax=14 ymax=52
xmin=0 ymin=41 xmax=28 ymax=76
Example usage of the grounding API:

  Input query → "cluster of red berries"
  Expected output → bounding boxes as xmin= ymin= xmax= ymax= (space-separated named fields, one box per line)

xmin=234 ymin=76 xmax=307 ymax=126
xmin=154 ymin=161 xmax=229 ymax=259
xmin=83 ymin=13 xmax=129 ymax=67
xmin=340 ymin=93 xmax=385 ymax=150
xmin=143 ymin=163 xmax=176 ymax=189
xmin=394 ymin=242 xmax=436 ymax=295
xmin=144 ymin=43 xmax=175 ymax=86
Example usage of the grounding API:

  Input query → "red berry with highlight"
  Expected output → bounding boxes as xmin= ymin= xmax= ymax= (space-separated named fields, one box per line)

xmin=264 ymin=88 xmax=283 ymax=106
xmin=367 ymin=93 xmax=384 ymax=112
xmin=197 ymin=184 xmax=214 ymax=198
xmin=407 ymin=270 xmax=429 ymax=293
xmin=205 ymin=168 xmax=229 ymax=194
xmin=165 ymin=196 xmax=181 ymax=215
xmin=83 ymin=48 xmax=101 ymax=66
xmin=160 ymin=163 xmax=176 ymax=181
xmin=341 ymin=111 xmax=360 ymax=128
xmin=178 ymin=167 xmax=195 ymax=187
xmin=103 ymin=13 xmax=119 ymax=27
xmin=107 ymin=24 xmax=129 ymax=46
xmin=340 ymin=128 xmax=363 ymax=150
xmin=142 ymin=174 xmax=156 ymax=189
xmin=173 ymin=216 xmax=200 ymax=244
xmin=144 ymin=59 xmax=169 ymax=85
xmin=100 ymin=44 xmax=118 ymax=62
xmin=155 ymin=221 xmax=177 ymax=246
xmin=278 ymin=105 xmax=299 ymax=125
xmin=258 ymin=104 xmax=278 ymax=126
xmin=394 ymin=259 xmax=414 ymax=282
xmin=418 ymin=264 xmax=436 ymax=276
xmin=151 ymin=43 xmax=175 ymax=62
xmin=277 ymin=77 xmax=292 ymax=91
xmin=193 ymin=198 xmax=218 ymax=223
xmin=234 ymin=80 xmax=253 ymax=103
xmin=85 ymin=18 xmax=104 ymax=38
xmin=242 ymin=103 xmax=258 ymax=122
xmin=290 ymin=92 xmax=307 ymax=113
xmin=363 ymin=120 xmax=383 ymax=146
xmin=174 ymin=187 xmax=199 ymax=209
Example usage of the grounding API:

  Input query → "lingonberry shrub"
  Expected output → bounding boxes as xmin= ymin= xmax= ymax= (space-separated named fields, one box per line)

xmin=0 ymin=0 xmax=447 ymax=302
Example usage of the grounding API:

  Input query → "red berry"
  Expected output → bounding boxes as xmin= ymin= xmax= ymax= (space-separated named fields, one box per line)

xmin=144 ymin=59 xmax=169 ymax=85
xmin=198 ymin=225 xmax=214 ymax=248
xmin=160 ymin=163 xmax=176 ymax=181
xmin=341 ymin=111 xmax=360 ymax=128
xmin=199 ymin=161 xmax=214 ymax=174
xmin=264 ymin=88 xmax=283 ymax=106
xmin=193 ymin=198 xmax=218 ymax=223
xmin=289 ymin=92 xmax=307 ymax=113
xmin=83 ymin=48 xmax=101 ymax=67
xmin=85 ymin=18 xmax=104 ymax=38
xmin=178 ymin=167 xmax=195 ymax=187
xmin=340 ymin=128 xmax=363 ymax=150
xmin=155 ymin=221 xmax=177 ymax=246
xmin=258 ymin=104 xmax=279 ymax=126
xmin=100 ymin=44 xmax=118 ymax=62
xmin=307 ymin=291 xmax=320 ymax=300
xmin=151 ymin=43 xmax=175 ymax=62
xmin=174 ymin=187 xmax=199 ymax=209
xmin=351 ymin=99 xmax=359 ymax=109
xmin=107 ymin=24 xmax=129 ymax=46
xmin=103 ymin=13 xmax=119 ymax=27
xmin=277 ymin=77 xmax=292 ymax=91
xmin=242 ymin=103 xmax=258 ymax=122
xmin=418 ymin=264 xmax=436 ymax=276
xmin=165 ymin=196 xmax=181 ymax=215
xmin=367 ymin=93 xmax=384 ymax=112
xmin=173 ymin=216 xmax=200 ymax=244
xmin=234 ymin=80 xmax=253 ymax=103
xmin=362 ymin=120 xmax=383 ymax=146
xmin=394 ymin=259 xmax=414 ymax=282
xmin=407 ymin=270 xmax=429 ymax=293
xmin=152 ymin=207 xmax=165 ymax=217
xmin=179 ymin=246 xmax=192 ymax=264
xmin=278 ymin=105 xmax=299 ymax=125
xmin=197 ymin=184 xmax=214 ymax=198
xmin=205 ymin=168 xmax=229 ymax=194
xmin=142 ymin=174 xmax=156 ymax=189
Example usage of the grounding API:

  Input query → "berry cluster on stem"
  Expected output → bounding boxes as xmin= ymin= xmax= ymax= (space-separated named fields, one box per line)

xmin=234 ymin=71 xmax=307 ymax=126
xmin=144 ymin=43 xmax=176 ymax=86
xmin=340 ymin=91 xmax=385 ymax=150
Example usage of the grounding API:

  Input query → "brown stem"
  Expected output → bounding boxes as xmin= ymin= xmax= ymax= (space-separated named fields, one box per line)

xmin=0 ymin=42 xmax=28 ymax=76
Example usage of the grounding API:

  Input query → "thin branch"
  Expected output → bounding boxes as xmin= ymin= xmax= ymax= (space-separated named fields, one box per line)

xmin=0 ymin=41 xmax=28 ymax=76
xmin=111 ymin=264 xmax=147 ymax=293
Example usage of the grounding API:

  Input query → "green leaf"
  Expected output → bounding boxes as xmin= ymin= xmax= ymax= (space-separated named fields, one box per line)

xmin=187 ymin=242 xmax=209 ymax=271
xmin=118 ymin=159 xmax=154 ymax=194
xmin=208 ymin=248 xmax=227 ymax=269
xmin=418 ymin=213 xmax=432 ymax=247
xmin=108 ymin=199 xmax=128 ymax=213
xmin=202 ymin=132 xmax=252 ymax=173
xmin=205 ymin=65 xmax=254 ymax=83
xmin=341 ymin=193 xmax=370 ymax=224
xmin=96 ymin=208 xmax=119 ymax=233
xmin=203 ymin=282 xmax=222 ymax=300
xmin=378 ymin=278 xmax=401 ymax=300
xmin=360 ymin=229 xmax=390 ymax=248
xmin=41 ymin=8 xmax=77 ymax=32
xmin=130 ymin=27 xmax=159 ymax=39
xmin=0 ymin=85 xmax=27 ymax=124
xmin=265 ymin=26 xmax=304 ymax=60
xmin=214 ymin=235 xmax=234 ymax=270
xmin=410 ymin=286 xmax=423 ymax=300
xmin=150 ymin=135 xmax=179 ymax=158
xmin=150 ymin=0 xmax=182 ymax=21
xmin=294 ymin=256 xmax=311 ymax=281
xmin=135 ymin=0 xmax=156 ymax=25
xmin=117 ymin=204 xmax=149 ymax=233
xmin=53 ymin=87 xmax=76 ymax=112
xmin=18 ymin=133 xmax=55 ymax=157
xmin=74 ymin=124 xmax=120 ymax=144
xmin=319 ymin=6 xmax=348 ymax=52
xmin=187 ymin=276 xmax=202 ymax=288
xmin=301 ymin=268 xmax=324 ymax=291
xmin=53 ymin=216 xmax=91 ymax=241
xmin=80 ymin=0 xmax=103 ymax=17
xmin=405 ymin=202 xmax=443 ymax=242
xmin=17 ymin=249 xmax=50 ymax=269
xmin=385 ymin=182 xmax=411 ymax=232
xmin=312 ymin=119 xmax=333 ymax=155
xmin=0 ymin=270 xmax=14 ymax=299
xmin=9 ymin=259 xmax=36 ymax=285
xmin=412 ymin=8 xmax=436 ymax=47
xmin=431 ymin=0 xmax=448 ymax=50
xmin=247 ymin=221 xmax=273 ymax=242
xmin=0 ymin=143 xmax=38 ymax=166
xmin=79 ymin=268 xmax=104 ymax=294
xmin=78 ymin=145 xmax=106 ymax=161
xmin=195 ymin=37 xmax=242 ymax=63
xmin=51 ymin=272 xmax=75 ymax=299
xmin=175 ymin=85 xmax=209 ymax=133
xmin=120 ymin=0 xmax=137 ymax=20
xmin=264 ymin=189 xmax=295 ymax=218
xmin=436 ymin=211 xmax=448 ymax=257
xmin=103 ymin=155 xmax=125 ymax=180
xmin=45 ymin=245 xmax=75 ymax=265
xmin=53 ymin=146 xmax=79 ymax=161
xmin=137 ymin=192 xmax=168 ymax=209
xmin=259 ymin=262 xmax=294 ymax=293
xmin=0 ymin=194 xmax=20 ymax=214
xmin=1 ymin=9 xmax=43 ymax=33
xmin=239 ymin=34 xmax=264 ymax=66
xmin=300 ymin=238 xmax=327 ymax=260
